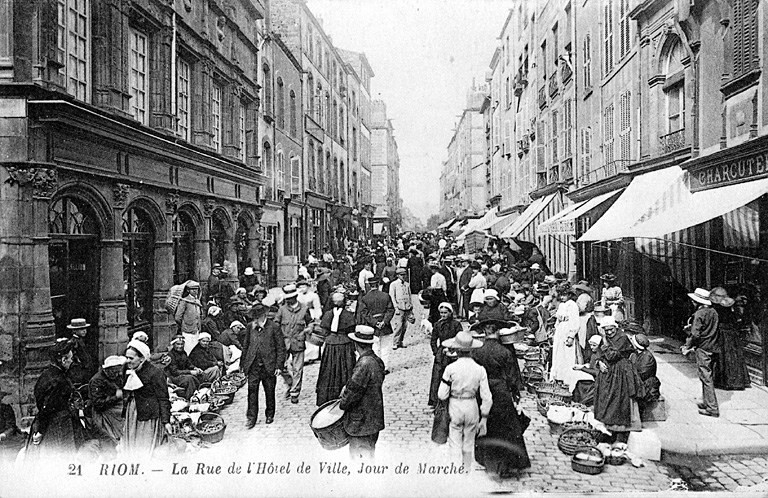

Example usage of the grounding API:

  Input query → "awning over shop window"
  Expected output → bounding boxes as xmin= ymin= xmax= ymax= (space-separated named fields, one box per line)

xmin=499 ymin=193 xmax=557 ymax=239
xmin=536 ymin=200 xmax=587 ymax=236
xmin=438 ymin=217 xmax=457 ymax=230
xmin=489 ymin=211 xmax=520 ymax=235
xmin=578 ymin=166 xmax=685 ymax=242
xmin=627 ymin=176 xmax=768 ymax=239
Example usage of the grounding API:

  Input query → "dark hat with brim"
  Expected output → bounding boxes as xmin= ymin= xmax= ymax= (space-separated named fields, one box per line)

xmin=249 ymin=303 xmax=269 ymax=319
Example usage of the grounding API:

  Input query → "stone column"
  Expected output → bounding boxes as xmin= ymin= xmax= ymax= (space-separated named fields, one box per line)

xmin=102 ymin=183 xmax=130 ymax=354
xmin=0 ymin=166 xmax=58 ymax=413
xmin=198 ymin=199 xmax=214 ymax=298
xmin=152 ymin=194 xmax=175 ymax=351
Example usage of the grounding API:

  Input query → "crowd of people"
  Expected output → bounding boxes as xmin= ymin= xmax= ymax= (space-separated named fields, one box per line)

xmin=0 ymin=231 xmax=755 ymax=476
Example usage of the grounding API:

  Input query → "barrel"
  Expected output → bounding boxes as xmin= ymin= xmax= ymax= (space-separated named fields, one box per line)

xmin=309 ymin=399 xmax=349 ymax=450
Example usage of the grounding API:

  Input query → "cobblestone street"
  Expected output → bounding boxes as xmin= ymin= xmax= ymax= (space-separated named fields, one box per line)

xmin=204 ymin=307 xmax=678 ymax=495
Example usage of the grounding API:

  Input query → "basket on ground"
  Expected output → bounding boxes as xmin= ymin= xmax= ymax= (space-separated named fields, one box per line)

xmin=558 ymin=427 xmax=599 ymax=455
xmin=522 ymin=365 xmax=545 ymax=394
xmin=535 ymin=382 xmax=573 ymax=404
xmin=195 ymin=412 xmax=226 ymax=444
xmin=571 ymin=446 xmax=605 ymax=475
xmin=221 ymin=372 xmax=246 ymax=389
xmin=537 ymin=397 xmax=569 ymax=417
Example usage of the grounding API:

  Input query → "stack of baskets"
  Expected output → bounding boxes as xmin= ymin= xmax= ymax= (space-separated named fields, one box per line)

xmin=535 ymin=380 xmax=573 ymax=404
xmin=522 ymin=365 xmax=546 ymax=394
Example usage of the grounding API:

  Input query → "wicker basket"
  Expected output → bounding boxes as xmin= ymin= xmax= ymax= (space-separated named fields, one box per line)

xmin=535 ymin=384 xmax=573 ymax=404
xmin=558 ymin=427 xmax=599 ymax=455
xmin=606 ymin=453 xmax=627 ymax=465
xmin=195 ymin=412 xmax=227 ymax=444
xmin=222 ymin=373 xmax=247 ymax=389
xmin=522 ymin=365 xmax=545 ymax=390
xmin=537 ymin=397 xmax=569 ymax=417
xmin=571 ymin=446 xmax=605 ymax=475
xmin=549 ymin=420 xmax=593 ymax=437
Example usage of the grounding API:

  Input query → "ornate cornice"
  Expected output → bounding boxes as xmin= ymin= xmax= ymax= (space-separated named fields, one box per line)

xmin=4 ymin=166 xmax=58 ymax=198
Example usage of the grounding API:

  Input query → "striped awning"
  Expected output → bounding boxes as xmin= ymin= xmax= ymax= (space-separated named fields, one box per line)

xmin=438 ymin=217 xmax=457 ymax=230
xmin=536 ymin=200 xmax=586 ymax=236
xmin=627 ymin=175 xmax=768 ymax=239
xmin=499 ymin=193 xmax=557 ymax=239
xmin=578 ymin=166 xmax=685 ymax=242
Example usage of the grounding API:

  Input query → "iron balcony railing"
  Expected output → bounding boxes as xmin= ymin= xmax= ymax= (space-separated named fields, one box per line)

xmin=659 ymin=128 xmax=687 ymax=155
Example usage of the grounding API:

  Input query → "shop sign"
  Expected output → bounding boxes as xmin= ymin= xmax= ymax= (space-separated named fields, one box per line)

xmin=689 ymin=151 xmax=768 ymax=192
xmin=538 ymin=218 xmax=575 ymax=236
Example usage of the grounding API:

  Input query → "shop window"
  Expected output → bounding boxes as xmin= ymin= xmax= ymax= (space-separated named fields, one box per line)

xmin=209 ymin=209 xmax=230 ymax=268
xmin=123 ymin=206 xmax=154 ymax=337
xmin=172 ymin=211 xmax=195 ymax=285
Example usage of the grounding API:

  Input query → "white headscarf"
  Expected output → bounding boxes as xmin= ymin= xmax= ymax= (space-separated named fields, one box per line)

xmin=124 ymin=339 xmax=150 ymax=391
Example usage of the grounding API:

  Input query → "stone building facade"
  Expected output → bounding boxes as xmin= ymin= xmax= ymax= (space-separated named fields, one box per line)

xmin=370 ymin=100 xmax=402 ymax=235
xmin=0 ymin=0 xmax=266 ymax=411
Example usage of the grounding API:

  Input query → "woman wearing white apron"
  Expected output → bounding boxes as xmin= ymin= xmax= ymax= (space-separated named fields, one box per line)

xmin=175 ymin=280 xmax=202 ymax=354
xmin=549 ymin=284 xmax=583 ymax=389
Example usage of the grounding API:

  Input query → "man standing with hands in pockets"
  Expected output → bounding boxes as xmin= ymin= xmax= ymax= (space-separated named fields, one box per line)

xmin=358 ymin=277 xmax=396 ymax=375
xmin=389 ymin=268 xmax=415 ymax=350
xmin=241 ymin=303 xmax=287 ymax=428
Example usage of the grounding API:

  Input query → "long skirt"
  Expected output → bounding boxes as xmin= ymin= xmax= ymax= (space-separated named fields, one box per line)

xmin=475 ymin=381 xmax=531 ymax=475
xmin=715 ymin=327 xmax=750 ymax=390
xmin=92 ymin=405 xmax=124 ymax=445
xmin=572 ymin=379 xmax=596 ymax=406
xmin=23 ymin=410 xmax=82 ymax=462
xmin=550 ymin=322 xmax=580 ymax=388
xmin=605 ymin=399 xmax=641 ymax=433
xmin=594 ymin=359 xmax=645 ymax=428
xmin=120 ymin=398 xmax=165 ymax=459
xmin=316 ymin=342 xmax=357 ymax=406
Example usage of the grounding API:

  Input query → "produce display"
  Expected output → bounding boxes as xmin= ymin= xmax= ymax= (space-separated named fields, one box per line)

xmin=198 ymin=421 xmax=225 ymax=434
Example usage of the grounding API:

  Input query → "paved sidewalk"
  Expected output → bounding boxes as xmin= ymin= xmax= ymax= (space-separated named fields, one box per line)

xmin=645 ymin=335 xmax=768 ymax=456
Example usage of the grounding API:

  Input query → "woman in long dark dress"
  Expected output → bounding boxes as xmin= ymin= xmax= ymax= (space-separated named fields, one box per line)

xmin=24 ymin=340 xmax=84 ymax=461
xmin=316 ymin=292 xmax=358 ymax=406
xmin=593 ymin=317 xmax=645 ymax=444
xmin=472 ymin=325 xmax=531 ymax=477
xmin=710 ymin=287 xmax=750 ymax=390
xmin=428 ymin=303 xmax=463 ymax=406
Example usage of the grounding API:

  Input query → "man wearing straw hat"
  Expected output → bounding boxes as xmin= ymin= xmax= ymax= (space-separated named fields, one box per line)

xmin=339 ymin=325 xmax=385 ymax=461
xmin=681 ymin=287 xmax=720 ymax=417
xmin=66 ymin=318 xmax=95 ymax=386
xmin=438 ymin=331 xmax=492 ymax=472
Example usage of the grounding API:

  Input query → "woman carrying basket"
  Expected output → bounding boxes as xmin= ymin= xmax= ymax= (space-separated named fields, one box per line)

xmin=438 ymin=331 xmax=493 ymax=472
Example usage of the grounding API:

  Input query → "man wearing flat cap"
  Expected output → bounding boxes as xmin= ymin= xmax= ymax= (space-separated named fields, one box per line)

xmin=339 ymin=325 xmax=385 ymax=461
xmin=274 ymin=284 xmax=313 ymax=404
xmin=358 ymin=277 xmax=396 ymax=374
xmin=242 ymin=304 xmax=287 ymax=427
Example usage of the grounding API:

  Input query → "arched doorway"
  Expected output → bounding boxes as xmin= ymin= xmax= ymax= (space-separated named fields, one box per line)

xmin=173 ymin=210 xmax=196 ymax=285
xmin=123 ymin=206 xmax=155 ymax=339
xmin=48 ymin=196 xmax=101 ymax=362
xmin=210 ymin=209 xmax=230 ymax=268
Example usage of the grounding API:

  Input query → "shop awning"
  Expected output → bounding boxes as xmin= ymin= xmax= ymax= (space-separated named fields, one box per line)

xmin=499 ymin=193 xmax=557 ymax=239
xmin=627 ymin=176 xmax=768 ymax=238
xmin=578 ymin=166 xmax=685 ymax=242
xmin=536 ymin=200 xmax=587 ymax=236
xmin=438 ymin=217 xmax=457 ymax=230
xmin=488 ymin=211 xmax=520 ymax=235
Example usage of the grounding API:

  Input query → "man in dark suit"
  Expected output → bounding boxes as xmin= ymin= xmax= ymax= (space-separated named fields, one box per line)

xmin=357 ymin=277 xmax=396 ymax=375
xmin=339 ymin=325 xmax=385 ymax=461
xmin=241 ymin=304 xmax=286 ymax=428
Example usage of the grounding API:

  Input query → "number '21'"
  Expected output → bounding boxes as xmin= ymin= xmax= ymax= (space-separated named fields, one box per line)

xmin=68 ymin=464 xmax=82 ymax=476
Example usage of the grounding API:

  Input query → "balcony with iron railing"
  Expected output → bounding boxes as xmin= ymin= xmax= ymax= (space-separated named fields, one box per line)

xmin=576 ymin=159 xmax=632 ymax=187
xmin=549 ymin=76 xmax=559 ymax=98
xmin=659 ymin=128 xmax=687 ymax=155
xmin=538 ymin=86 xmax=547 ymax=109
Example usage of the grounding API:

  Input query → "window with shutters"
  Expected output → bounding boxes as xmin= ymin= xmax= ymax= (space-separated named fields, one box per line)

xmin=307 ymin=73 xmax=315 ymax=119
xmin=583 ymin=33 xmax=592 ymax=89
xmin=506 ymin=119 xmax=513 ymax=156
xmin=262 ymin=63 xmax=272 ymax=118
xmin=276 ymin=148 xmax=285 ymax=192
xmin=536 ymin=118 xmax=546 ymax=172
xmin=551 ymin=110 xmax=559 ymax=164
xmin=665 ymin=41 xmax=685 ymax=133
xmin=57 ymin=0 xmax=89 ymax=101
xmin=505 ymin=76 xmax=510 ymax=108
xmin=494 ymin=115 xmax=500 ymax=151
xmin=541 ymin=41 xmax=548 ymax=80
xmin=211 ymin=83 xmax=222 ymax=152
xmin=619 ymin=91 xmax=631 ymax=160
xmin=619 ymin=0 xmax=630 ymax=59
xmin=603 ymin=0 xmax=614 ymax=76
xmin=289 ymin=89 xmax=297 ymax=137
xmin=732 ymin=0 xmax=759 ymax=79
xmin=130 ymin=29 xmax=148 ymax=125
xmin=580 ymin=127 xmax=592 ymax=181
xmin=176 ymin=58 xmax=190 ymax=140
xmin=563 ymin=99 xmax=573 ymax=158
xmin=276 ymin=77 xmax=285 ymax=129
xmin=603 ymin=104 xmax=615 ymax=165
xmin=291 ymin=155 xmax=301 ymax=194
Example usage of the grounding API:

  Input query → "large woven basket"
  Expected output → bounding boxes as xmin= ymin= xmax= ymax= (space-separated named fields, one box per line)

xmin=557 ymin=426 xmax=599 ymax=455
xmin=571 ymin=446 xmax=605 ymax=475
xmin=195 ymin=412 xmax=226 ymax=444
xmin=537 ymin=397 xmax=569 ymax=417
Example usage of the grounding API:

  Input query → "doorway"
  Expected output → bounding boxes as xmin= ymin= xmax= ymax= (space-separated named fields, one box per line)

xmin=123 ymin=206 xmax=155 ymax=342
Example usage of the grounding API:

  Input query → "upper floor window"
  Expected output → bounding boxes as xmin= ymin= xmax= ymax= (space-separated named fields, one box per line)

xmin=290 ymin=155 xmax=301 ymax=194
xmin=619 ymin=0 xmax=630 ymax=58
xmin=308 ymin=27 xmax=314 ymax=59
xmin=176 ymin=58 xmax=190 ymax=140
xmin=732 ymin=0 xmax=759 ymax=78
xmin=289 ymin=89 xmax=297 ymax=137
xmin=276 ymin=149 xmax=285 ymax=192
xmin=57 ymin=0 xmax=89 ymax=101
xmin=307 ymin=73 xmax=315 ymax=119
xmin=130 ymin=28 xmax=148 ymax=125
xmin=239 ymin=102 xmax=246 ymax=162
xmin=664 ymin=42 xmax=685 ymax=133
xmin=603 ymin=0 xmax=614 ymax=76
xmin=276 ymin=77 xmax=285 ymax=129
xmin=583 ymin=32 xmax=592 ymax=89
xmin=211 ymin=83 xmax=222 ymax=152
xmin=262 ymin=63 xmax=272 ymax=116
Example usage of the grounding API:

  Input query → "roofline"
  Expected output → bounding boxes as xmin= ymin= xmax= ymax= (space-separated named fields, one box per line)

xmin=498 ymin=8 xmax=515 ymax=39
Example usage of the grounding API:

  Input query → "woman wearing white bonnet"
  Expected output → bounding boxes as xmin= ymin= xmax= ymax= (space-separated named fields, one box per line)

xmin=175 ymin=280 xmax=202 ymax=354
